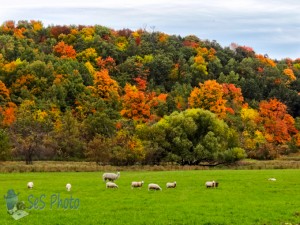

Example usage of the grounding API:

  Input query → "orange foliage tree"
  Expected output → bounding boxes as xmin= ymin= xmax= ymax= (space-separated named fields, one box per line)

xmin=96 ymin=56 xmax=116 ymax=71
xmin=53 ymin=41 xmax=76 ymax=59
xmin=283 ymin=68 xmax=296 ymax=82
xmin=188 ymin=80 xmax=227 ymax=118
xmin=256 ymin=54 xmax=276 ymax=67
xmin=222 ymin=83 xmax=244 ymax=114
xmin=0 ymin=102 xmax=17 ymax=127
xmin=120 ymin=78 xmax=166 ymax=123
xmin=258 ymin=98 xmax=298 ymax=145
xmin=0 ymin=80 xmax=10 ymax=102
xmin=121 ymin=83 xmax=151 ymax=122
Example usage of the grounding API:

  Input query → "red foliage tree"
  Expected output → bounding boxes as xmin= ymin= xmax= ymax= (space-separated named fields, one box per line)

xmin=50 ymin=25 xmax=71 ymax=39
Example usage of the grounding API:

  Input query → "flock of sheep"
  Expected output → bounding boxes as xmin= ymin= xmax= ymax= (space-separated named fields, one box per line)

xmin=26 ymin=172 xmax=276 ymax=191
xmin=102 ymin=172 xmax=217 ymax=190
xmin=103 ymin=172 xmax=177 ymax=190
xmin=25 ymin=172 xmax=218 ymax=192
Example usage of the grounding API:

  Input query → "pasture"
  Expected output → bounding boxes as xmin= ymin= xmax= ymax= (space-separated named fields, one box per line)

xmin=0 ymin=170 xmax=300 ymax=225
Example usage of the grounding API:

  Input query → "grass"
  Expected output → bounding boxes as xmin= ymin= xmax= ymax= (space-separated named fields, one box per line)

xmin=0 ymin=170 xmax=300 ymax=224
xmin=1 ymin=159 xmax=300 ymax=173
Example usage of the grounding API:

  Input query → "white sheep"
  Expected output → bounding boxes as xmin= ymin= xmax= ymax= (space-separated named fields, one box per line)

xmin=148 ymin=183 xmax=162 ymax=191
xmin=205 ymin=181 xmax=218 ymax=188
xmin=66 ymin=183 xmax=72 ymax=191
xmin=106 ymin=182 xmax=118 ymax=189
xmin=27 ymin=181 xmax=34 ymax=189
xmin=103 ymin=172 xmax=120 ymax=182
xmin=131 ymin=181 xmax=144 ymax=189
xmin=268 ymin=178 xmax=276 ymax=181
xmin=166 ymin=181 xmax=177 ymax=188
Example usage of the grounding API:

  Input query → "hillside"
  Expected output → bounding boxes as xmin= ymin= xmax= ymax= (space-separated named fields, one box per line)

xmin=0 ymin=20 xmax=299 ymax=165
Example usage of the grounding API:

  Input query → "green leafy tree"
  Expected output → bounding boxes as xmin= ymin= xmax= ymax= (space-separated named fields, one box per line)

xmin=0 ymin=128 xmax=11 ymax=160
xmin=50 ymin=110 xmax=84 ymax=159
xmin=138 ymin=108 xmax=245 ymax=165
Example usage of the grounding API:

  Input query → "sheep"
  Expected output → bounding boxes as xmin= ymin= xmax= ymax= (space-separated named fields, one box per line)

xmin=102 ymin=172 xmax=120 ymax=182
xmin=166 ymin=181 xmax=177 ymax=188
xmin=268 ymin=178 xmax=276 ymax=181
xmin=106 ymin=182 xmax=118 ymax=189
xmin=131 ymin=181 xmax=144 ymax=189
xmin=27 ymin=181 xmax=34 ymax=189
xmin=205 ymin=181 xmax=219 ymax=188
xmin=148 ymin=183 xmax=162 ymax=191
xmin=66 ymin=183 xmax=72 ymax=191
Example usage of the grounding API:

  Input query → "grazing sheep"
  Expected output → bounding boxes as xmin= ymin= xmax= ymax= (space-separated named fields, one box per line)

xmin=103 ymin=172 xmax=120 ymax=182
xmin=205 ymin=181 xmax=219 ymax=188
xmin=148 ymin=183 xmax=162 ymax=191
xmin=268 ymin=178 xmax=276 ymax=181
xmin=66 ymin=183 xmax=72 ymax=191
xmin=166 ymin=181 xmax=177 ymax=188
xmin=106 ymin=182 xmax=118 ymax=189
xmin=131 ymin=181 xmax=144 ymax=189
xmin=27 ymin=182 xmax=34 ymax=189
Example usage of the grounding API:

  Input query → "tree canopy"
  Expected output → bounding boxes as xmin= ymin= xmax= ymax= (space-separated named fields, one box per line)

xmin=0 ymin=20 xmax=299 ymax=164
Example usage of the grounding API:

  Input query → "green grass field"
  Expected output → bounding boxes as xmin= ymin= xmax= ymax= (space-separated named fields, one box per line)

xmin=0 ymin=170 xmax=300 ymax=225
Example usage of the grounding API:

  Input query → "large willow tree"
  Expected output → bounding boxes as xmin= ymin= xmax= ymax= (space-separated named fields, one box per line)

xmin=138 ymin=108 xmax=246 ymax=165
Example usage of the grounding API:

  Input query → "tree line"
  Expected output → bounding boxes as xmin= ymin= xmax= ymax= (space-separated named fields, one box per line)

xmin=0 ymin=20 xmax=299 ymax=165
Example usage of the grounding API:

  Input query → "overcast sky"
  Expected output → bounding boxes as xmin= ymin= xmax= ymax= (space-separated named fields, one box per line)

xmin=1 ymin=0 xmax=300 ymax=60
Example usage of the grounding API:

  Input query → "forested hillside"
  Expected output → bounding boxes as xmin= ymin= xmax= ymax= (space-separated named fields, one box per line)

xmin=0 ymin=20 xmax=299 ymax=165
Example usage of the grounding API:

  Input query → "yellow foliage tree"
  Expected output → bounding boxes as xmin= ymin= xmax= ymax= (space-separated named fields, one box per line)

xmin=93 ymin=69 xmax=120 ymax=100
xmin=188 ymin=80 xmax=227 ymax=118
xmin=256 ymin=54 xmax=276 ymax=67
xmin=283 ymin=68 xmax=296 ymax=82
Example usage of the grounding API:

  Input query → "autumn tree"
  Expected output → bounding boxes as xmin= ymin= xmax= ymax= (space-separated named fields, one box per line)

xmin=256 ymin=54 xmax=276 ymax=67
xmin=96 ymin=56 xmax=116 ymax=72
xmin=258 ymin=98 xmax=298 ymax=157
xmin=222 ymin=83 xmax=244 ymax=114
xmin=77 ymin=47 xmax=98 ymax=62
xmin=0 ymin=102 xmax=17 ymax=127
xmin=190 ymin=47 xmax=216 ymax=85
xmin=10 ymin=100 xmax=53 ymax=164
xmin=240 ymin=107 xmax=267 ymax=158
xmin=121 ymin=83 xmax=152 ymax=122
xmin=91 ymin=69 xmax=120 ymax=100
xmin=120 ymin=77 xmax=167 ymax=123
xmin=109 ymin=129 xmax=145 ymax=166
xmin=50 ymin=25 xmax=71 ymax=39
xmin=283 ymin=68 xmax=296 ymax=83
xmin=53 ymin=41 xmax=76 ymax=59
xmin=188 ymin=80 xmax=227 ymax=118
xmin=116 ymin=55 xmax=151 ymax=87
xmin=0 ymin=80 xmax=10 ymax=103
